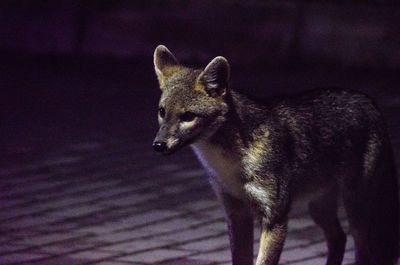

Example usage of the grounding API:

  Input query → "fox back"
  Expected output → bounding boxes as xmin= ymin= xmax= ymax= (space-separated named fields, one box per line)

xmin=152 ymin=45 xmax=399 ymax=265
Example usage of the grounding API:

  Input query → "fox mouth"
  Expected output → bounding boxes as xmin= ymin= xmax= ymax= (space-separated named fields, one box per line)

xmin=165 ymin=137 xmax=198 ymax=155
xmin=161 ymin=144 xmax=180 ymax=155
xmin=153 ymin=136 xmax=198 ymax=155
xmin=162 ymin=148 xmax=179 ymax=155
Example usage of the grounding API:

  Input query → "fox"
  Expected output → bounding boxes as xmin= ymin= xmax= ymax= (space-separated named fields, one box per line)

xmin=152 ymin=45 xmax=399 ymax=265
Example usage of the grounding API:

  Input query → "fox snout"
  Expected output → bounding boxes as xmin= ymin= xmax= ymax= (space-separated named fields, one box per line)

xmin=152 ymin=137 xmax=179 ymax=155
xmin=153 ymin=126 xmax=170 ymax=153
xmin=152 ymin=141 xmax=167 ymax=153
xmin=152 ymin=125 xmax=180 ymax=154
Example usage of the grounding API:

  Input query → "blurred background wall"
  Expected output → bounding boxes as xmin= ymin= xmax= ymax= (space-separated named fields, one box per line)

xmin=1 ymin=0 xmax=400 ymax=70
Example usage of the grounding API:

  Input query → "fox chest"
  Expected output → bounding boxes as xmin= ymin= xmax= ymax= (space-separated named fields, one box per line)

xmin=192 ymin=144 xmax=245 ymax=199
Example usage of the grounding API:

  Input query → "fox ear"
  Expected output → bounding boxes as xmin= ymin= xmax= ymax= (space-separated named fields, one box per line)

xmin=154 ymin=45 xmax=180 ymax=87
xmin=198 ymin=56 xmax=230 ymax=97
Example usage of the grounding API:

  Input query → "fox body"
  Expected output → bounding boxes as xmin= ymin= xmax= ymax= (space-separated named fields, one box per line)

xmin=152 ymin=45 xmax=399 ymax=265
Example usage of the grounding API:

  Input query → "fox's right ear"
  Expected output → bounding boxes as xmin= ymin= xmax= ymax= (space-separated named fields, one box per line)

xmin=198 ymin=56 xmax=230 ymax=97
xmin=154 ymin=45 xmax=180 ymax=88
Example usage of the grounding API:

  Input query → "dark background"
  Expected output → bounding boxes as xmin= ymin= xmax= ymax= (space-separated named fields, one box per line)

xmin=1 ymin=0 xmax=399 ymax=169
xmin=0 ymin=1 xmax=399 ymax=264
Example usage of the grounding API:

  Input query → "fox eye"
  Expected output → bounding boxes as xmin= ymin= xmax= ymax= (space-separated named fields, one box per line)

xmin=159 ymin=107 xmax=166 ymax=118
xmin=180 ymin=111 xmax=196 ymax=122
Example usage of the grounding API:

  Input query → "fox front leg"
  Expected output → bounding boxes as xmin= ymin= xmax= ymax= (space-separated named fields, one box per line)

xmin=220 ymin=192 xmax=254 ymax=265
xmin=244 ymin=181 xmax=289 ymax=265
xmin=256 ymin=218 xmax=287 ymax=265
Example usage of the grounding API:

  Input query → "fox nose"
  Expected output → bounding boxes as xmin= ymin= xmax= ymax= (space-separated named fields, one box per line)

xmin=153 ymin=141 xmax=167 ymax=152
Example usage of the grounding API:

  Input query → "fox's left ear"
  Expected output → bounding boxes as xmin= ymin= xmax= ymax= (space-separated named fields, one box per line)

xmin=154 ymin=45 xmax=180 ymax=88
xmin=198 ymin=56 xmax=230 ymax=97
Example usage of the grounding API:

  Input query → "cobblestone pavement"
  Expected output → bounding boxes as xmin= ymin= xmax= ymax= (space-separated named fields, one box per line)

xmin=1 ymin=58 xmax=400 ymax=265
xmin=0 ymin=132 xmax=360 ymax=265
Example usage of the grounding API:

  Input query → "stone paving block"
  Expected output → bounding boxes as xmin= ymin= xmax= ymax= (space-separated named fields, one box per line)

xmin=76 ymin=213 xmax=164 ymax=235
xmin=180 ymin=199 xmax=219 ymax=211
xmin=2 ymin=214 xmax=60 ymax=230
xmin=191 ymin=219 xmax=227 ymax=232
xmin=97 ymin=238 xmax=174 ymax=253
xmin=29 ymin=256 xmax=92 ymax=265
xmin=97 ymin=193 xmax=156 ymax=207
xmin=96 ymin=261 xmax=138 ymax=265
xmin=158 ymin=226 xmax=226 ymax=243
xmin=2 ymin=228 xmax=41 ymax=239
xmin=118 ymin=210 xmax=180 ymax=228
xmin=282 ymin=238 xmax=311 ymax=250
xmin=174 ymin=234 xmax=230 ymax=252
xmin=67 ymin=142 xmax=103 ymax=152
xmin=47 ymin=204 xmax=104 ymax=218
xmin=0 ymin=166 xmax=27 ymax=177
xmin=162 ymin=259 xmax=217 ymax=265
xmin=189 ymin=248 xmax=231 ymax=263
xmin=8 ymin=180 xmax=69 ymax=197
xmin=14 ymin=232 xmax=90 ymax=246
xmin=162 ymin=184 xmax=193 ymax=195
xmin=62 ymin=180 xmax=121 ymax=194
xmin=280 ymin=241 xmax=327 ymax=263
xmin=0 ymin=243 xmax=30 ymax=254
xmin=76 ymin=223 xmax=132 ymax=235
xmin=66 ymin=249 xmax=117 ymax=260
xmin=116 ymin=248 xmax=195 ymax=264
xmin=139 ymin=219 xmax=193 ymax=234
xmin=286 ymin=256 xmax=327 ymax=265
xmin=41 ymin=155 xmax=82 ymax=167
xmin=0 ymin=253 xmax=49 ymax=264
xmin=38 ymin=195 xmax=102 ymax=210
xmin=172 ymin=169 xmax=207 ymax=178
xmin=157 ymin=164 xmax=183 ymax=172
xmin=1 ymin=180 xmax=64 ymax=198
xmin=35 ymin=222 xmax=78 ymax=233
xmin=0 ymin=234 xmax=17 ymax=244
xmin=42 ymin=182 xmax=120 ymax=205
xmin=86 ymin=230 xmax=149 ymax=243
xmin=39 ymin=244 xmax=94 ymax=255
xmin=27 ymin=187 xmax=86 ymax=202
xmin=0 ymin=205 xmax=48 ymax=220
xmin=0 ymin=176 xmax=48 ymax=191
xmin=86 ymin=185 xmax=141 ymax=199
xmin=142 ymin=216 xmax=222 ymax=234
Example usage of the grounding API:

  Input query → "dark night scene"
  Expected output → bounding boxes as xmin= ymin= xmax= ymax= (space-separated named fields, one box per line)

xmin=1 ymin=1 xmax=400 ymax=265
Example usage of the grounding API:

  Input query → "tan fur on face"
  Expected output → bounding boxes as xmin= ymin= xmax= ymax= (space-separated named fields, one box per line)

xmin=179 ymin=119 xmax=197 ymax=130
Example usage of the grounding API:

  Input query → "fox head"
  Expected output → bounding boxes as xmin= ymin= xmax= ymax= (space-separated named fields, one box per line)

xmin=152 ymin=45 xmax=230 ymax=154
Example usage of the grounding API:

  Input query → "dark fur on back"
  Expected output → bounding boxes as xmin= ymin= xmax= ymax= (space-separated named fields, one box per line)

xmin=223 ymin=87 xmax=399 ymax=264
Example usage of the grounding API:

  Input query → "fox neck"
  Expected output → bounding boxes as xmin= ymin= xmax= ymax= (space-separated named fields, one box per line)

xmin=204 ymin=90 xmax=267 ymax=150
xmin=191 ymin=90 xmax=267 ymax=198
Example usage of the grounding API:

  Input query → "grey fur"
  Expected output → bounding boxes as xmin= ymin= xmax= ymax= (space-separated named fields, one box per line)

xmin=153 ymin=45 xmax=399 ymax=265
